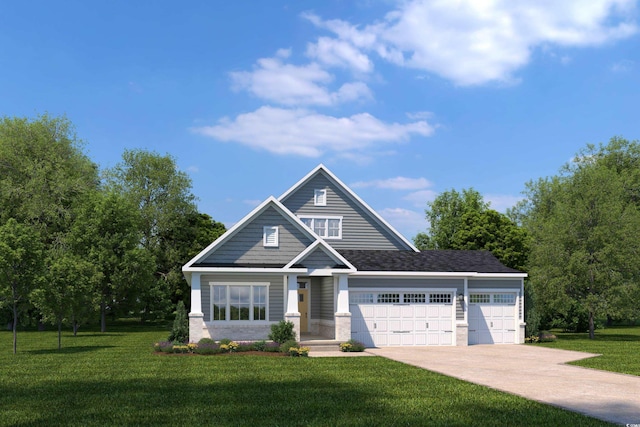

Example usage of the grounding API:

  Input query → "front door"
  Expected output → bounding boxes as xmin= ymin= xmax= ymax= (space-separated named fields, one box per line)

xmin=297 ymin=282 xmax=309 ymax=333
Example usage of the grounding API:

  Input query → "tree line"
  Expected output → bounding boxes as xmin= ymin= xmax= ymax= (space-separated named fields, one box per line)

xmin=0 ymin=115 xmax=225 ymax=352
xmin=414 ymin=137 xmax=640 ymax=339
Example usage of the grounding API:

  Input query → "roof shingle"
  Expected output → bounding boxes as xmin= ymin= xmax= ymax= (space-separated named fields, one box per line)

xmin=338 ymin=250 xmax=523 ymax=274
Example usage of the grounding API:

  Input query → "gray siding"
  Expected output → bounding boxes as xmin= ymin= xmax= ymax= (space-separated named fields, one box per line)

xmin=201 ymin=207 xmax=313 ymax=265
xmin=310 ymin=277 xmax=322 ymax=320
xmin=281 ymin=172 xmax=410 ymax=250
xmin=200 ymin=274 xmax=284 ymax=322
xmin=320 ymin=276 xmax=334 ymax=321
xmin=468 ymin=279 xmax=523 ymax=289
xmin=300 ymin=248 xmax=340 ymax=269
xmin=349 ymin=277 xmax=463 ymax=290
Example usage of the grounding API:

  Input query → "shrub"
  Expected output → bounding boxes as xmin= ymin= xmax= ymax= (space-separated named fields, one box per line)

xmin=168 ymin=301 xmax=189 ymax=343
xmin=198 ymin=338 xmax=215 ymax=346
xmin=236 ymin=342 xmax=253 ymax=352
xmin=252 ymin=340 xmax=267 ymax=351
xmin=525 ymin=336 xmax=540 ymax=344
xmin=339 ymin=339 xmax=365 ymax=352
xmin=195 ymin=342 xmax=220 ymax=355
xmin=153 ymin=341 xmax=173 ymax=352
xmin=269 ymin=320 xmax=296 ymax=344
xmin=280 ymin=339 xmax=299 ymax=354
xmin=263 ymin=342 xmax=281 ymax=352
xmin=219 ymin=338 xmax=232 ymax=345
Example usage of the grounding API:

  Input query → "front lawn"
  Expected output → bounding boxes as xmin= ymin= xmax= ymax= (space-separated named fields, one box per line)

xmin=538 ymin=326 xmax=640 ymax=376
xmin=0 ymin=323 xmax=612 ymax=426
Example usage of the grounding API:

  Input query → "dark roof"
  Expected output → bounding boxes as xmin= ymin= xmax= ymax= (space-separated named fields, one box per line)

xmin=338 ymin=250 xmax=522 ymax=274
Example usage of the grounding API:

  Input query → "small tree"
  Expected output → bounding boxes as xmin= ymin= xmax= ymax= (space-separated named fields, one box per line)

xmin=168 ymin=301 xmax=189 ymax=343
xmin=0 ymin=219 xmax=44 ymax=354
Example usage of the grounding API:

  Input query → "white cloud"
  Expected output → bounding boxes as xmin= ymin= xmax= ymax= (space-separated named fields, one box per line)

xmin=485 ymin=194 xmax=523 ymax=212
xmin=351 ymin=176 xmax=432 ymax=190
xmin=378 ymin=207 xmax=426 ymax=238
xmin=229 ymin=52 xmax=372 ymax=106
xmin=192 ymin=106 xmax=433 ymax=158
xmin=305 ymin=0 xmax=638 ymax=86
xmin=610 ymin=59 xmax=634 ymax=72
xmin=306 ymin=36 xmax=374 ymax=73
xmin=186 ymin=165 xmax=199 ymax=173
xmin=403 ymin=189 xmax=438 ymax=207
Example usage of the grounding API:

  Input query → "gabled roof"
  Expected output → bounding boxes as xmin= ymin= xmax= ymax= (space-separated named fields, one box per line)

xmin=183 ymin=196 xmax=318 ymax=270
xmin=284 ymin=240 xmax=355 ymax=271
xmin=339 ymin=250 xmax=525 ymax=274
xmin=279 ymin=164 xmax=419 ymax=252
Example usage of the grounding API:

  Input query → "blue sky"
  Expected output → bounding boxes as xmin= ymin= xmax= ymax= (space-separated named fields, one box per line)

xmin=2 ymin=1 xmax=639 ymax=239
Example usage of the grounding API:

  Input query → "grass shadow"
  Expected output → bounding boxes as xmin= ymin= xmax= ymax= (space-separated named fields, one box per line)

xmin=26 ymin=345 xmax=116 ymax=355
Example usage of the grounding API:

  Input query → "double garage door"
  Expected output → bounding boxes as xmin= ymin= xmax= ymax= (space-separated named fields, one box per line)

xmin=468 ymin=293 xmax=518 ymax=344
xmin=350 ymin=291 xmax=454 ymax=347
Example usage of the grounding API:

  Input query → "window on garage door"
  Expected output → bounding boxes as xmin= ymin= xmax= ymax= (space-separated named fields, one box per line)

xmin=377 ymin=293 xmax=400 ymax=303
xmin=470 ymin=294 xmax=490 ymax=303
xmin=404 ymin=293 xmax=426 ymax=303
xmin=429 ymin=293 xmax=452 ymax=304
xmin=493 ymin=294 xmax=515 ymax=304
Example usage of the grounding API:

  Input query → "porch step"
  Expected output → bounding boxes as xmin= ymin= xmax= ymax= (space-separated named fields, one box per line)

xmin=300 ymin=339 xmax=343 ymax=352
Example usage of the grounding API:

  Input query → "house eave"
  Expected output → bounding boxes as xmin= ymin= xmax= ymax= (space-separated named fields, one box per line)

xmin=349 ymin=271 xmax=527 ymax=278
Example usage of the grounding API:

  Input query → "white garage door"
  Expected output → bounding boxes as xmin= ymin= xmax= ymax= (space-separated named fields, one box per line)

xmin=468 ymin=293 xmax=517 ymax=345
xmin=350 ymin=291 xmax=454 ymax=347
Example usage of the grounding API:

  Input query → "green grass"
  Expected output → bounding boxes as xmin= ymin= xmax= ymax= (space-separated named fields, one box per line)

xmin=0 ymin=323 xmax=612 ymax=426
xmin=538 ymin=326 xmax=640 ymax=376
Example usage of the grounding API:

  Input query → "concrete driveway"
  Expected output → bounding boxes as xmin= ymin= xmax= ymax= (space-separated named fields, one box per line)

xmin=366 ymin=345 xmax=640 ymax=425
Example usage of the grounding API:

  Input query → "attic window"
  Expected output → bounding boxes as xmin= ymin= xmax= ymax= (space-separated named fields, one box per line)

xmin=263 ymin=226 xmax=279 ymax=247
xmin=314 ymin=189 xmax=327 ymax=206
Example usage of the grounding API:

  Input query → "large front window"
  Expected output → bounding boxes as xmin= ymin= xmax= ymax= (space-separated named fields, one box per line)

xmin=212 ymin=283 xmax=268 ymax=322
xmin=300 ymin=216 xmax=342 ymax=239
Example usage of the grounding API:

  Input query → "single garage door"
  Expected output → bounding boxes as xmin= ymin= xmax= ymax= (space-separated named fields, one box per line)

xmin=350 ymin=291 xmax=454 ymax=347
xmin=468 ymin=293 xmax=517 ymax=344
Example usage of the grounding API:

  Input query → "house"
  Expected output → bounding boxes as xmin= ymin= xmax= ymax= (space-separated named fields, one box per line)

xmin=183 ymin=165 xmax=526 ymax=347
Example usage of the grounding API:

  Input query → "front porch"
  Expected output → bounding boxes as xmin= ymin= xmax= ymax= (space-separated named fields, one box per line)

xmin=284 ymin=273 xmax=352 ymax=342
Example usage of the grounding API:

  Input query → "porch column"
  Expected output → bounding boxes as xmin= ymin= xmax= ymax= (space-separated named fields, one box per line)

xmin=189 ymin=272 xmax=204 ymax=343
xmin=284 ymin=274 xmax=301 ymax=341
xmin=334 ymin=274 xmax=351 ymax=341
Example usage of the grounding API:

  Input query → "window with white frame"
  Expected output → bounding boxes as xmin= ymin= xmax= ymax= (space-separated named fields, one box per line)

xmin=314 ymin=189 xmax=327 ymax=206
xmin=429 ymin=293 xmax=452 ymax=304
xmin=300 ymin=216 xmax=342 ymax=239
xmin=263 ymin=226 xmax=278 ymax=247
xmin=211 ymin=284 xmax=268 ymax=322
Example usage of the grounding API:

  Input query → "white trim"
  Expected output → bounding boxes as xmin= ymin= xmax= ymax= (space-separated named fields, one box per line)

xmin=278 ymin=164 xmax=419 ymax=252
xmin=263 ymin=225 xmax=279 ymax=247
xmin=314 ymin=189 xmax=327 ymax=206
xmin=350 ymin=271 xmax=527 ymax=278
xmin=350 ymin=287 xmax=456 ymax=293
xmin=183 ymin=196 xmax=325 ymax=271
xmin=299 ymin=215 xmax=343 ymax=239
xmin=284 ymin=239 xmax=356 ymax=271
xmin=209 ymin=282 xmax=270 ymax=323
xmin=468 ymin=288 xmax=521 ymax=294
xmin=185 ymin=267 xmax=307 ymax=274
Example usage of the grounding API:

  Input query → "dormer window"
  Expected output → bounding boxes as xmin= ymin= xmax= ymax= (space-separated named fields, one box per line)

xmin=314 ymin=189 xmax=327 ymax=206
xmin=263 ymin=226 xmax=279 ymax=247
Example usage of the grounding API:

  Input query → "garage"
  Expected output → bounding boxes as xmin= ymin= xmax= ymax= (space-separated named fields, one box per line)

xmin=350 ymin=291 xmax=455 ymax=347
xmin=468 ymin=293 xmax=517 ymax=344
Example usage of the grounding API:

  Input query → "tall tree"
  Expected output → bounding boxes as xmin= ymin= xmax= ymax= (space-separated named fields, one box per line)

xmin=0 ymin=219 xmax=44 ymax=354
xmin=68 ymin=191 xmax=155 ymax=332
xmin=414 ymin=188 xmax=489 ymax=250
xmin=105 ymin=149 xmax=205 ymax=315
xmin=453 ymin=209 xmax=530 ymax=271
xmin=0 ymin=115 xmax=98 ymax=243
xmin=523 ymin=138 xmax=640 ymax=338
